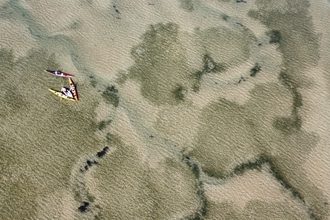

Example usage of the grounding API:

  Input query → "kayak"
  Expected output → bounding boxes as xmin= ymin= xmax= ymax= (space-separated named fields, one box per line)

xmin=61 ymin=87 xmax=73 ymax=98
xmin=48 ymin=88 xmax=75 ymax=101
xmin=68 ymin=78 xmax=78 ymax=101
xmin=45 ymin=70 xmax=74 ymax=78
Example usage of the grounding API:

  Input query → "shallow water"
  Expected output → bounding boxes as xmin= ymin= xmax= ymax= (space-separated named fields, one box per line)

xmin=0 ymin=0 xmax=329 ymax=219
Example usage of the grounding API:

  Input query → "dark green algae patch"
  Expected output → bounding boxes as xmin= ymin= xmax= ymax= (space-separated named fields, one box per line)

xmin=128 ymin=22 xmax=252 ymax=105
xmin=129 ymin=23 xmax=194 ymax=105
xmin=101 ymin=85 xmax=119 ymax=107
xmin=192 ymin=54 xmax=226 ymax=92
xmin=181 ymin=153 xmax=208 ymax=220
xmin=248 ymin=0 xmax=319 ymax=80
xmin=97 ymin=119 xmax=112 ymax=130
xmin=267 ymin=30 xmax=281 ymax=44
xmin=180 ymin=0 xmax=194 ymax=12
xmin=249 ymin=63 xmax=261 ymax=77
xmin=172 ymin=84 xmax=186 ymax=101
xmin=189 ymin=98 xmax=260 ymax=178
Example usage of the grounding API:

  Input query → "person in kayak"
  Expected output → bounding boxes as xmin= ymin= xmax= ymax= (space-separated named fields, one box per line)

xmin=61 ymin=87 xmax=73 ymax=98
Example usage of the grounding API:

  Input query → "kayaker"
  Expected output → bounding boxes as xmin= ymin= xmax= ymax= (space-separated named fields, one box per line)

xmin=61 ymin=87 xmax=73 ymax=98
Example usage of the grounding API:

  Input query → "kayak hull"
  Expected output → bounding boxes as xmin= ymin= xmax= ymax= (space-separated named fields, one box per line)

xmin=45 ymin=70 xmax=74 ymax=78
xmin=68 ymin=78 xmax=79 ymax=102
xmin=48 ymin=88 xmax=75 ymax=101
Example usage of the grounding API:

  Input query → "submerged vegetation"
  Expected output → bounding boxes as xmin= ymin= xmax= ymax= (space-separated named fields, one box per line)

xmin=129 ymin=23 xmax=192 ymax=105
xmin=273 ymin=116 xmax=301 ymax=135
xmin=180 ymin=0 xmax=194 ymax=11
xmin=172 ymin=85 xmax=186 ymax=101
xmin=202 ymin=54 xmax=226 ymax=74
xmin=97 ymin=119 xmax=112 ymax=130
xmin=250 ymin=63 xmax=261 ymax=77
xmin=89 ymin=75 xmax=97 ymax=87
xmin=267 ymin=30 xmax=282 ymax=44
xmin=102 ymin=86 xmax=119 ymax=107
xmin=0 ymin=0 xmax=328 ymax=218
xmin=128 ymin=22 xmax=251 ymax=103
xmin=193 ymin=54 xmax=226 ymax=91
xmin=181 ymin=154 xmax=207 ymax=219
xmin=222 ymin=14 xmax=229 ymax=21
xmin=274 ymin=71 xmax=303 ymax=134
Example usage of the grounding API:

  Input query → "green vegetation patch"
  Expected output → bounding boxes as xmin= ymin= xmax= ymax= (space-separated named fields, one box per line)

xmin=279 ymin=71 xmax=302 ymax=108
xmin=97 ymin=119 xmax=112 ymax=130
xmin=273 ymin=116 xmax=300 ymax=135
xmin=0 ymin=48 xmax=14 ymax=80
xmin=129 ymin=23 xmax=194 ymax=105
xmin=86 ymin=192 xmax=95 ymax=203
xmin=89 ymin=75 xmax=97 ymax=87
xmin=192 ymin=54 xmax=226 ymax=91
xmin=269 ymin=131 xmax=327 ymax=219
xmin=74 ymin=191 xmax=81 ymax=202
xmin=232 ymin=156 xmax=266 ymax=175
xmin=228 ymin=152 xmax=317 ymax=218
xmin=172 ymin=84 xmax=186 ymax=101
xmin=180 ymin=0 xmax=194 ymax=11
xmin=128 ymin=23 xmax=253 ymax=104
xmin=249 ymin=63 xmax=261 ymax=77
xmin=189 ymin=82 xmax=299 ymax=179
xmin=202 ymin=54 xmax=225 ymax=74
xmin=192 ymin=71 xmax=203 ymax=92
xmin=243 ymin=73 xmax=322 ymax=219
xmin=181 ymin=154 xmax=207 ymax=219
xmin=190 ymin=27 xmax=252 ymax=91
xmin=102 ymin=86 xmax=119 ymax=107
xmin=245 ymin=83 xmax=293 ymax=148
xmin=267 ymin=30 xmax=281 ymax=44
xmin=116 ymin=70 xmax=129 ymax=85
xmin=248 ymin=0 xmax=319 ymax=78
xmin=194 ymin=26 xmax=252 ymax=68
xmin=222 ymin=14 xmax=229 ymax=21
xmin=190 ymin=99 xmax=261 ymax=178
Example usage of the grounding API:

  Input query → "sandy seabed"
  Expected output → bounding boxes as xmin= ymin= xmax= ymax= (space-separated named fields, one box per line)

xmin=0 ymin=0 xmax=329 ymax=219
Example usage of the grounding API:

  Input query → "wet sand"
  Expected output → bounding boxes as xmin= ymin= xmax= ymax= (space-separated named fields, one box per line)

xmin=0 ymin=0 xmax=329 ymax=219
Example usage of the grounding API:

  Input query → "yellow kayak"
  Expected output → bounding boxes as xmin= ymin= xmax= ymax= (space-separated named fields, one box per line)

xmin=48 ymin=88 xmax=75 ymax=101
